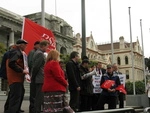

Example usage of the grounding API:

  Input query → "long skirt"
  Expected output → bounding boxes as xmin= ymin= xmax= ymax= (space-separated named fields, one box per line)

xmin=43 ymin=91 xmax=65 ymax=113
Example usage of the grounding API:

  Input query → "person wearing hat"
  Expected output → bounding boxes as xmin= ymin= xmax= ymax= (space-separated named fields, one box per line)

xmin=96 ymin=64 xmax=121 ymax=110
xmin=28 ymin=41 xmax=40 ymax=113
xmin=79 ymin=59 xmax=93 ymax=111
xmin=5 ymin=39 xmax=28 ymax=113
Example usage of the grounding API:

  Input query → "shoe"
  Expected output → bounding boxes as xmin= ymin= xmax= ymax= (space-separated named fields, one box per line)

xmin=20 ymin=109 xmax=25 ymax=112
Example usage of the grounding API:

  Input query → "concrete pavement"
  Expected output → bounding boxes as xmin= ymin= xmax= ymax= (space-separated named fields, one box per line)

xmin=0 ymin=95 xmax=30 ymax=113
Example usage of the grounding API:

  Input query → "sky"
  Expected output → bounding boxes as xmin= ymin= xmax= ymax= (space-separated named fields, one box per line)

xmin=1 ymin=0 xmax=150 ymax=57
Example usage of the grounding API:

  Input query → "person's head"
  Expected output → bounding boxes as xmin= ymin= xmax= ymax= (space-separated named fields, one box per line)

xmin=112 ymin=63 xmax=118 ymax=71
xmin=106 ymin=64 xmax=113 ymax=74
xmin=89 ymin=65 xmax=96 ymax=71
xmin=69 ymin=51 xmax=79 ymax=62
xmin=39 ymin=40 xmax=49 ymax=52
xmin=34 ymin=41 xmax=40 ymax=50
xmin=82 ymin=56 xmax=89 ymax=60
xmin=81 ymin=59 xmax=90 ymax=68
xmin=97 ymin=62 xmax=102 ymax=69
xmin=16 ymin=39 xmax=28 ymax=51
xmin=46 ymin=50 xmax=60 ymax=63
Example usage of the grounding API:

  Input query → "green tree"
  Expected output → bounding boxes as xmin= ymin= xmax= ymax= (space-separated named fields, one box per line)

xmin=125 ymin=80 xmax=145 ymax=94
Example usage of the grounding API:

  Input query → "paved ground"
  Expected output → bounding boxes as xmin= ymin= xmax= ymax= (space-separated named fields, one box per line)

xmin=0 ymin=95 xmax=29 ymax=113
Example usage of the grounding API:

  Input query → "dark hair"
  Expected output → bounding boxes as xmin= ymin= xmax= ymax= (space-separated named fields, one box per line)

xmin=81 ymin=56 xmax=89 ymax=60
xmin=69 ymin=51 xmax=79 ymax=59
xmin=34 ymin=41 xmax=40 ymax=45
xmin=82 ymin=59 xmax=89 ymax=64
xmin=39 ymin=40 xmax=49 ymax=47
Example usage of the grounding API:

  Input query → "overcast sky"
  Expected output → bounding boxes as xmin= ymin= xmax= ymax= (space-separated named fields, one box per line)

xmin=1 ymin=0 xmax=150 ymax=57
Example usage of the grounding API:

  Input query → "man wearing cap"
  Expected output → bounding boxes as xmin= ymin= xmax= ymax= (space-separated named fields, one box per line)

xmin=96 ymin=64 xmax=121 ymax=110
xmin=5 ymin=39 xmax=28 ymax=113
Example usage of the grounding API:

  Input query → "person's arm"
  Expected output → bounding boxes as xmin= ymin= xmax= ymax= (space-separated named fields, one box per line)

xmin=50 ymin=61 xmax=67 ymax=87
xmin=66 ymin=62 xmax=80 ymax=89
xmin=8 ymin=50 xmax=23 ymax=73
xmin=32 ymin=52 xmax=44 ymax=79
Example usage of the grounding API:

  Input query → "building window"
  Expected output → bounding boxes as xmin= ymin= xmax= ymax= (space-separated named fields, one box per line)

xmin=125 ymin=56 xmax=128 ymax=64
xmin=117 ymin=57 xmax=121 ymax=65
xmin=126 ymin=70 xmax=129 ymax=79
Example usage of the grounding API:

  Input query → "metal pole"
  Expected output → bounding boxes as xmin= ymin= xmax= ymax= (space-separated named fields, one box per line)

xmin=140 ymin=19 xmax=146 ymax=91
xmin=128 ymin=7 xmax=135 ymax=95
xmin=55 ymin=0 xmax=57 ymax=16
xmin=41 ymin=0 xmax=45 ymax=27
xmin=109 ymin=0 xmax=114 ymax=64
xmin=81 ymin=0 xmax=86 ymax=57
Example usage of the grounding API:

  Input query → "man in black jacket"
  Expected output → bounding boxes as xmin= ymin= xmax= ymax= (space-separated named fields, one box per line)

xmin=79 ymin=59 xmax=93 ymax=111
xmin=66 ymin=51 xmax=81 ymax=112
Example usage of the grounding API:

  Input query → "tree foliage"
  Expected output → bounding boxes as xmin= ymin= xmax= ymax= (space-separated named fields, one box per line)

xmin=125 ymin=80 xmax=145 ymax=94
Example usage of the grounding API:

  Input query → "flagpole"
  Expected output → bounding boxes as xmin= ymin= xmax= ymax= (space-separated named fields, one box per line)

xmin=41 ymin=0 xmax=45 ymax=27
xmin=55 ymin=0 xmax=57 ymax=16
xmin=109 ymin=0 xmax=114 ymax=64
xmin=140 ymin=19 xmax=146 ymax=91
xmin=128 ymin=7 xmax=135 ymax=95
xmin=81 ymin=0 xmax=86 ymax=57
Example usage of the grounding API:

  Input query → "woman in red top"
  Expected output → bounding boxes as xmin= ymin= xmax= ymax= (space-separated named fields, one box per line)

xmin=42 ymin=50 xmax=68 ymax=113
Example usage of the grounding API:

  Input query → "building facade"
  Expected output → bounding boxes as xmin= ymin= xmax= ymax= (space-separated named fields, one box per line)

xmin=73 ymin=33 xmax=144 ymax=82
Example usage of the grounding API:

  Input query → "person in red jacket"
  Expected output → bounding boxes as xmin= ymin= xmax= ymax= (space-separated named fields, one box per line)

xmin=42 ymin=50 xmax=68 ymax=113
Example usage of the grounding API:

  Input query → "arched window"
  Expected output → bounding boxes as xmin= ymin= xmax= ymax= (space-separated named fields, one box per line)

xmin=125 ymin=56 xmax=128 ymax=64
xmin=60 ymin=47 xmax=67 ymax=55
xmin=117 ymin=57 xmax=121 ymax=65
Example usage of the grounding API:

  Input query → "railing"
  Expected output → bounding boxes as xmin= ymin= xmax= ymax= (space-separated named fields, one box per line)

xmin=77 ymin=108 xmax=135 ymax=113
xmin=144 ymin=107 xmax=150 ymax=113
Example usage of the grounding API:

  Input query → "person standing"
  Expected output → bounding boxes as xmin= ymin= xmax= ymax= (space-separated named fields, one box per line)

xmin=112 ymin=63 xmax=124 ymax=108
xmin=42 ymin=50 xmax=68 ymax=113
xmin=92 ymin=62 xmax=106 ymax=110
xmin=97 ymin=64 xmax=121 ymax=110
xmin=79 ymin=59 xmax=93 ymax=111
xmin=66 ymin=51 xmax=81 ymax=112
xmin=31 ymin=40 xmax=49 ymax=113
xmin=28 ymin=41 xmax=40 ymax=113
xmin=5 ymin=39 xmax=28 ymax=113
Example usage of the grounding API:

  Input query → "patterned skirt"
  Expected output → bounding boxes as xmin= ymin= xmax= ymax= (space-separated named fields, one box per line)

xmin=43 ymin=91 xmax=65 ymax=113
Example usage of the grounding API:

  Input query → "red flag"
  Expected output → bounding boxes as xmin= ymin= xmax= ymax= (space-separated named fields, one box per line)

xmin=21 ymin=18 xmax=56 ymax=54
xmin=116 ymin=84 xmax=127 ymax=94
xmin=100 ymin=80 xmax=115 ymax=89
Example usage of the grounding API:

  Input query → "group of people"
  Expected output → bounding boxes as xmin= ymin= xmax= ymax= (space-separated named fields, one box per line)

xmin=0 ymin=39 xmax=125 ymax=113
xmin=66 ymin=52 xmax=125 ymax=112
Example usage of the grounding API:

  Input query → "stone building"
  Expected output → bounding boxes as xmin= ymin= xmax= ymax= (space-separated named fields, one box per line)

xmin=73 ymin=33 xmax=144 ymax=82
xmin=0 ymin=7 xmax=74 ymax=54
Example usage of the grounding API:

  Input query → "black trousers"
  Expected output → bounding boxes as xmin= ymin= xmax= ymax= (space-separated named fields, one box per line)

xmin=69 ymin=90 xmax=80 ymax=112
xmin=34 ymin=83 xmax=44 ymax=113
xmin=92 ymin=93 xmax=101 ymax=110
xmin=5 ymin=82 xmax=24 ymax=113
xmin=29 ymin=81 xmax=36 ymax=113
xmin=80 ymin=94 xmax=92 ymax=111
xmin=118 ymin=92 xmax=124 ymax=108
xmin=97 ymin=95 xmax=117 ymax=110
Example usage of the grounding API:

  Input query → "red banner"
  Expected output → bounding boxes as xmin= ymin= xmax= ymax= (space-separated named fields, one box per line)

xmin=21 ymin=18 xmax=56 ymax=54
xmin=100 ymin=80 xmax=115 ymax=89
xmin=116 ymin=84 xmax=127 ymax=94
